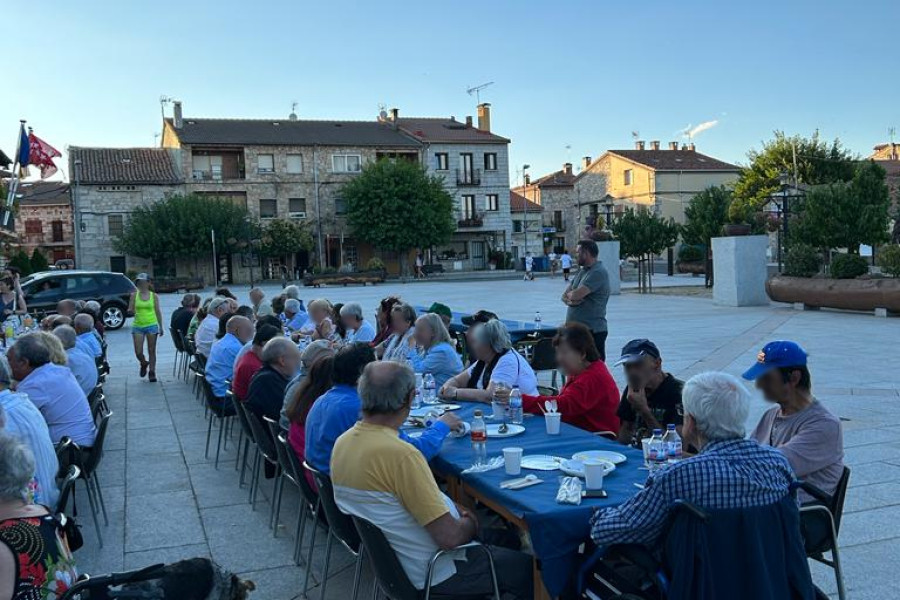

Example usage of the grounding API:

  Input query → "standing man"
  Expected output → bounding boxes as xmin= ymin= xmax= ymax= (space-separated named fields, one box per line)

xmin=560 ymin=249 xmax=573 ymax=282
xmin=562 ymin=240 xmax=610 ymax=360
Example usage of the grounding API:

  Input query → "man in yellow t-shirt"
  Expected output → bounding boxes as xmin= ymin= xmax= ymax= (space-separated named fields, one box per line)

xmin=331 ymin=361 xmax=532 ymax=598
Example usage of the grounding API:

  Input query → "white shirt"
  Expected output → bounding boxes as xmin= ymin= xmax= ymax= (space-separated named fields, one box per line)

xmin=561 ymin=253 xmax=573 ymax=269
xmin=525 ymin=256 xmax=534 ymax=270
xmin=466 ymin=349 xmax=538 ymax=395
xmin=195 ymin=313 xmax=220 ymax=357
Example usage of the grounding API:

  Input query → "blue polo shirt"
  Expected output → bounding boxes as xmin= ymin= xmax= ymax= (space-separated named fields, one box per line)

xmin=304 ymin=383 xmax=450 ymax=474
xmin=206 ymin=333 xmax=244 ymax=397
xmin=76 ymin=332 xmax=102 ymax=358
xmin=285 ymin=310 xmax=308 ymax=332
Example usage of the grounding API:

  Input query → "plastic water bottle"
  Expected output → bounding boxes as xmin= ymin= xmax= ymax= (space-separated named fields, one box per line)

xmin=471 ymin=410 xmax=487 ymax=465
xmin=509 ymin=386 xmax=523 ymax=425
xmin=423 ymin=372 xmax=436 ymax=403
xmin=534 ymin=311 xmax=542 ymax=328
xmin=411 ymin=388 xmax=422 ymax=410
xmin=663 ymin=424 xmax=683 ymax=464
xmin=648 ymin=429 xmax=665 ymax=472
xmin=423 ymin=409 xmax=440 ymax=428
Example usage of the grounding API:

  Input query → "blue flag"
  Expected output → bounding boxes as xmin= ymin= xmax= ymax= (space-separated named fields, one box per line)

xmin=16 ymin=124 xmax=29 ymax=166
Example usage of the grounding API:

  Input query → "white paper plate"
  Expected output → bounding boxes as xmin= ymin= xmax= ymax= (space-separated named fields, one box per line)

xmin=521 ymin=455 xmax=564 ymax=471
xmin=572 ymin=450 xmax=628 ymax=465
xmin=485 ymin=423 xmax=525 ymax=438
xmin=559 ymin=458 xmax=616 ymax=478
xmin=408 ymin=404 xmax=460 ymax=419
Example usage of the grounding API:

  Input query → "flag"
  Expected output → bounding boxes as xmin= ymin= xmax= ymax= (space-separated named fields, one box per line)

xmin=28 ymin=129 xmax=61 ymax=178
xmin=16 ymin=124 xmax=29 ymax=176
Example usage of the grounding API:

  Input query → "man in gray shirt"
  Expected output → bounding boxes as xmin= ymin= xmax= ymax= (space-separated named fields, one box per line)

xmin=562 ymin=239 xmax=611 ymax=359
xmin=743 ymin=340 xmax=844 ymax=504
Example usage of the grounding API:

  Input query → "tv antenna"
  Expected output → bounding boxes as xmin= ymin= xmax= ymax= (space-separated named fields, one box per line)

xmin=466 ymin=81 xmax=494 ymax=104
xmin=890 ymin=126 xmax=896 ymax=144
xmin=159 ymin=95 xmax=174 ymax=119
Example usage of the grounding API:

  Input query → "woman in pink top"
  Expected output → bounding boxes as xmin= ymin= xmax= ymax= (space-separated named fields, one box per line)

xmin=285 ymin=355 xmax=334 ymax=489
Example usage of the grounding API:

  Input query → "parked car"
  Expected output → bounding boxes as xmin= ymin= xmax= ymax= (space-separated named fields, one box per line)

xmin=20 ymin=271 xmax=136 ymax=330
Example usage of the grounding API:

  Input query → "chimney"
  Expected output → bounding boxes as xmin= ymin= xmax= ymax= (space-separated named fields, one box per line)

xmin=668 ymin=141 xmax=678 ymax=150
xmin=477 ymin=103 xmax=491 ymax=132
xmin=465 ymin=116 xmax=473 ymax=127
xmin=687 ymin=143 xmax=696 ymax=151
xmin=582 ymin=156 xmax=592 ymax=170
xmin=635 ymin=140 xmax=645 ymax=151
xmin=650 ymin=140 xmax=660 ymax=151
xmin=681 ymin=144 xmax=688 ymax=150
xmin=173 ymin=101 xmax=183 ymax=129
xmin=389 ymin=108 xmax=399 ymax=122
xmin=563 ymin=162 xmax=573 ymax=175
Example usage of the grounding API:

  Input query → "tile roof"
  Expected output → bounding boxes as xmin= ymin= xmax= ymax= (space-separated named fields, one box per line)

xmin=396 ymin=117 xmax=510 ymax=144
xmin=167 ymin=118 xmax=421 ymax=147
xmin=509 ymin=191 xmax=543 ymax=213
xmin=0 ymin=148 xmax=10 ymax=167
xmin=70 ymin=147 xmax=183 ymax=185
xmin=607 ymin=149 xmax=740 ymax=172
xmin=533 ymin=168 xmax=576 ymax=187
xmin=16 ymin=181 xmax=70 ymax=206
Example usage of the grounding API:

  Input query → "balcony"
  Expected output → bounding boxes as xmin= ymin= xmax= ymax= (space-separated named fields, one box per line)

xmin=542 ymin=217 xmax=566 ymax=232
xmin=456 ymin=168 xmax=481 ymax=186
xmin=457 ymin=212 xmax=484 ymax=228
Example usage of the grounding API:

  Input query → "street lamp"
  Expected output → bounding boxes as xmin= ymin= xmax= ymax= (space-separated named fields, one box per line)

xmin=522 ymin=164 xmax=530 ymax=258
xmin=601 ymin=194 xmax=616 ymax=230
xmin=765 ymin=171 xmax=802 ymax=272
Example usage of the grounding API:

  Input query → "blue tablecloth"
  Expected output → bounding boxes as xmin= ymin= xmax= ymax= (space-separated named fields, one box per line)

xmin=414 ymin=306 xmax=558 ymax=343
xmin=423 ymin=402 xmax=646 ymax=597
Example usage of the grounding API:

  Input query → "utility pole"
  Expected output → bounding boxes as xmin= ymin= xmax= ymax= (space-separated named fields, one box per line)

xmin=522 ymin=164 xmax=530 ymax=258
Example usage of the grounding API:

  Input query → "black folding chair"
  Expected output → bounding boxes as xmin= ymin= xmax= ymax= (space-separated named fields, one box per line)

xmin=87 ymin=386 xmax=107 ymax=423
xmin=244 ymin=409 xmax=281 ymax=518
xmin=201 ymin=378 xmax=234 ymax=469
xmin=527 ymin=336 xmax=560 ymax=388
xmin=170 ymin=326 xmax=187 ymax=378
xmin=799 ymin=467 xmax=851 ymax=600
xmin=232 ymin=396 xmax=256 ymax=485
xmin=54 ymin=465 xmax=81 ymax=516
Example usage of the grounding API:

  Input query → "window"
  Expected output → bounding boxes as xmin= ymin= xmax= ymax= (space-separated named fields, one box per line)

xmin=513 ymin=220 xmax=523 ymax=233
xmin=110 ymin=256 xmax=126 ymax=273
xmin=25 ymin=220 xmax=42 ymax=235
xmin=485 ymin=194 xmax=499 ymax=211
xmin=484 ymin=153 xmax=497 ymax=171
xmin=335 ymin=198 xmax=347 ymax=215
xmin=435 ymin=153 xmax=449 ymax=171
xmin=259 ymin=199 xmax=277 ymax=219
xmin=332 ymin=155 xmax=362 ymax=173
xmin=461 ymin=195 xmax=476 ymax=219
xmin=286 ymin=154 xmax=303 ymax=173
xmin=51 ymin=220 xmax=64 ymax=242
xmin=623 ymin=169 xmax=633 ymax=185
xmin=289 ymin=198 xmax=307 ymax=216
xmin=107 ymin=214 xmax=124 ymax=237
xmin=258 ymin=154 xmax=275 ymax=174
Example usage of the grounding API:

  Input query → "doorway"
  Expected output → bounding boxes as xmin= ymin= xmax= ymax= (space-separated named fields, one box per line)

xmin=471 ymin=241 xmax=486 ymax=270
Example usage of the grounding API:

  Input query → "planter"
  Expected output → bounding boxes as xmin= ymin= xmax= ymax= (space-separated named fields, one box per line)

xmin=303 ymin=269 xmax=386 ymax=287
xmin=723 ymin=223 xmax=752 ymax=236
xmin=766 ymin=275 xmax=900 ymax=312
xmin=153 ymin=277 xmax=205 ymax=293
xmin=676 ymin=261 xmax=706 ymax=275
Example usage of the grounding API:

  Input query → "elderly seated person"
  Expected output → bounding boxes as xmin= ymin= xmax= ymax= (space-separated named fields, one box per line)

xmin=375 ymin=302 xmax=417 ymax=362
xmin=73 ymin=313 xmax=102 ymax=358
xmin=615 ymin=339 xmax=684 ymax=447
xmin=439 ymin=319 xmax=538 ymax=402
xmin=206 ymin=315 xmax=254 ymax=400
xmin=52 ymin=325 xmax=99 ymax=396
xmin=406 ymin=313 xmax=463 ymax=388
xmin=340 ymin=302 xmax=376 ymax=343
xmin=171 ymin=293 xmax=200 ymax=339
xmin=232 ymin=324 xmax=282 ymax=402
xmin=249 ymin=287 xmax=273 ymax=318
xmin=7 ymin=333 xmax=95 ymax=446
xmin=281 ymin=340 xmax=335 ymax=429
xmin=331 ymin=361 xmax=532 ymax=599
xmin=282 ymin=298 xmax=308 ymax=333
xmin=0 ymin=434 xmax=78 ymax=598
xmin=245 ymin=337 xmax=302 ymax=424
xmin=305 ymin=342 xmax=460 ymax=475
xmin=195 ymin=297 xmax=231 ymax=357
xmin=0 ymin=357 xmax=59 ymax=507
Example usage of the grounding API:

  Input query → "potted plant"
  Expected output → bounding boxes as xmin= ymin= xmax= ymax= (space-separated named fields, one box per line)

xmin=676 ymin=244 xmax=706 ymax=275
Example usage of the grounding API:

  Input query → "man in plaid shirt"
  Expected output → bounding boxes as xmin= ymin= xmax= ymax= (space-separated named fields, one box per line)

xmin=591 ymin=371 xmax=796 ymax=546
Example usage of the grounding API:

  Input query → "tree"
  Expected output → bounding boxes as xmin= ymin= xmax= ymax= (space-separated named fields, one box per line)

xmin=29 ymin=249 xmax=49 ymax=273
xmin=258 ymin=218 xmax=314 ymax=261
xmin=611 ymin=207 xmax=680 ymax=292
xmin=341 ymin=159 xmax=455 ymax=276
xmin=682 ymin=186 xmax=732 ymax=287
xmin=730 ymin=131 xmax=856 ymax=225
xmin=8 ymin=250 xmax=32 ymax=275
xmin=114 ymin=194 xmax=252 ymax=276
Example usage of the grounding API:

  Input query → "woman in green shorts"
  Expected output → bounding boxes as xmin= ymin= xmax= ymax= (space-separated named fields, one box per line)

xmin=127 ymin=273 xmax=164 ymax=382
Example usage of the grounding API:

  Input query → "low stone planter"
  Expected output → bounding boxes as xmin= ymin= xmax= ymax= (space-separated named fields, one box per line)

xmin=676 ymin=261 xmax=706 ymax=275
xmin=303 ymin=270 xmax=386 ymax=287
xmin=154 ymin=277 xmax=205 ymax=293
xmin=766 ymin=275 xmax=900 ymax=312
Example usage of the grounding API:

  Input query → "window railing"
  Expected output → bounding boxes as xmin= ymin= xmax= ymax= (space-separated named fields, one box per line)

xmin=457 ymin=212 xmax=484 ymax=228
xmin=456 ymin=168 xmax=481 ymax=186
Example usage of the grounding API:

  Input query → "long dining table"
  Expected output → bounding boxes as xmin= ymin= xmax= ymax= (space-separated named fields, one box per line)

xmin=408 ymin=402 xmax=647 ymax=599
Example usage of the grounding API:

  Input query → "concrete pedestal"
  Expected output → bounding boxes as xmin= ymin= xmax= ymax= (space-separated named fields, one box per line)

xmin=712 ymin=235 xmax=769 ymax=306
xmin=597 ymin=241 xmax=621 ymax=295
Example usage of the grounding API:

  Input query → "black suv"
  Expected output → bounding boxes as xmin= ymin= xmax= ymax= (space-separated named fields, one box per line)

xmin=20 ymin=271 xmax=137 ymax=330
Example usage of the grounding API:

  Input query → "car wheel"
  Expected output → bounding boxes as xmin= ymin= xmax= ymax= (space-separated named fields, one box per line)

xmin=102 ymin=304 xmax=126 ymax=330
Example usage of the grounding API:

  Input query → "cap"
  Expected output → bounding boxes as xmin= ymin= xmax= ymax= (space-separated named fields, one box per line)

xmin=742 ymin=341 xmax=808 ymax=380
xmin=461 ymin=309 xmax=498 ymax=326
xmin=135 ymin=272 xmax=150 ymax=282
xmin=426 ymin=302 xmax=452 ymax=320
xmin=301 ymin=339 xmax=334 ymax=368
xmin=614 ymin=339 xmax=661 ymax=366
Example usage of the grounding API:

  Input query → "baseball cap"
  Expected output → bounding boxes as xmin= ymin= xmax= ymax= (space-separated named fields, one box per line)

xmin=426 ymin=302 xmax=452 ymax=320
xmin=742 ymin=340 xmax=808 ymax=380
xmin=614 ymin=339 xmax=661 ymax=366
xmin=135 ymin=272 xmax=150 ymax=282
xmin=461 ymin=309 xmax=498 ymax=326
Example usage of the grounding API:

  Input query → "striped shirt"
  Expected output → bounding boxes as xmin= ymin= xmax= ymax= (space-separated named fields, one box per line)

xmin=590 ymin=438 xmax=795 ymax=547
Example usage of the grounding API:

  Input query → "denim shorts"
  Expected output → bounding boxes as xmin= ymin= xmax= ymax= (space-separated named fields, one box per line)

xmin=132 ymin=324 xmax=159 ymax=336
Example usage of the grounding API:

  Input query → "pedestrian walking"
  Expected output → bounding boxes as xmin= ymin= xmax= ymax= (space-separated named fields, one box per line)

xmin=548 ymin=251 xmax=558 ymax=278
xmin=561 ymin=240 xmax=610 ymax=359
xmin=523 ymin=252 xmax=535 ymax=281
xmin=561 ymin=249 xmax=573 ymax=281
xmin=127 ymin=273 xmax=164 ymax=382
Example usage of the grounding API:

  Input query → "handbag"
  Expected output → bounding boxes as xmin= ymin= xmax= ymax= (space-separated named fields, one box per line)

xmin=54 ymin=512 xmax=84 ymax=552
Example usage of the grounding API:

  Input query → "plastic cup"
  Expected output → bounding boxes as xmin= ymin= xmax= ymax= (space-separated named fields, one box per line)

xmin=491 ymin=401 xmax=507 ymax=420
xmin=544 ymin=412 xmax=562 ymax=435
xmin=503 ymin=447 xmax=523 ymax=476
xmin=641 ymin=438 xmax=652 ymax=467
xmin=583 ymin=460 xmax=606 ymax=490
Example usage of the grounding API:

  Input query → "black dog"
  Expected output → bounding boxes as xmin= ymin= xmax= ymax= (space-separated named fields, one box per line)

xmin=122 ymin=558 xmax=255 ymax=600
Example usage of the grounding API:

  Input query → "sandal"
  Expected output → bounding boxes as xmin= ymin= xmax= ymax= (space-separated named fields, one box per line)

xmin=139 ymin=359 xmax=148 ymax=378
xmin=148 ymin=370 xmax=157 ymax=383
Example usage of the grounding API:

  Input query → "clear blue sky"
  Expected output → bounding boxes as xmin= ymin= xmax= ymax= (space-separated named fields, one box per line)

xmin=5 ymin=0 xmax=899 ymax=181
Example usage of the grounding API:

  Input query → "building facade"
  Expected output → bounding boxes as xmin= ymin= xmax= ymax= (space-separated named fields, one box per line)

xmin=509 ymin=191 xmax=544 ymax=259
xmin=513 ymin=162 xmax=581 ymax=253
xmin=11 ymin=182 xmax=74 ymax=264
xmin=870 ymin=143 xmax=900 ymax=216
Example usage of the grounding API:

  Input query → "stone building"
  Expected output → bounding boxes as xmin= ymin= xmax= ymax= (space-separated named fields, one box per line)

xmin=11 ymin=182 xmax=74 ymax=264
xmin=509 ymin=191 xmax=543 ymax=259
xmin=870 ymin=142 xmax=900 ymax=214
xmin=512 ymin=162 xmax=580 ymax=253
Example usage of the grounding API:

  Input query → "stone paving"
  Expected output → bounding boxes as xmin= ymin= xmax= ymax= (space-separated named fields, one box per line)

xmin=73 ymin=275 xmax=899 ymax=599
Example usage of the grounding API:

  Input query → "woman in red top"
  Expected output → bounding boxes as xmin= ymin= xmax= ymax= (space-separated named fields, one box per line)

xmin=232 ymin=325 xmax=281 ymax=401
xmin=522 ymin=322 xmax=620 ymax=434
xmin=286 ymin=355 xmax=334 ymax=489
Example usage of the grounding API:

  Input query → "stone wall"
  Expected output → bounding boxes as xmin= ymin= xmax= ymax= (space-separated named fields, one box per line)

xmin=13 ymin=203 xmax=74 ymax=262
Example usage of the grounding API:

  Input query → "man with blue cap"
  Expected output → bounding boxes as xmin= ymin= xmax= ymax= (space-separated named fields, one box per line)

xmin=743 ymin=341 xmax=844 ymax=502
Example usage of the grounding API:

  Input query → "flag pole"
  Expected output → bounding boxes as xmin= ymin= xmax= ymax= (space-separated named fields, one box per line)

xmin=3 ymin=120 xmax=26 ymax=227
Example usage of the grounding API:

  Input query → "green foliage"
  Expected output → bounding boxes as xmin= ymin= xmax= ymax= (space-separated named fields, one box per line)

xmin=611 ymin=208 xmax=680 ymax=259
xmin=365 ymin=257 xmax=386 ymax=272
xmin=114 ymin=194 xmax=252 ymax=262
xmin=877 ymin=245 xmax=900 ymax=277
xmin=677 ymin=244 xmax=705 ymax=262
xmin=683 ymin=186 xmax=732 ymax=246
xmin=731 ymin=131 xmax=856 ymax=224
xmin=341 ymin=159 xmax=455 ymax=273
xmin=792 ymin=161 xmax=891 ymax=253
xmin=829 ymin=253 xmax=869 ymax=279
xmin=258 ymin=219 xmax=313 ymax=258
xmin=29 ymin=249 xmax=49 ymax=273
xmin=488 ymin=249 xmax=513 ymax=269
xmin=8 ymin=250 xmax=32 ymax=275
xmin=783 ymin=244 xmax=822 ymax=278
